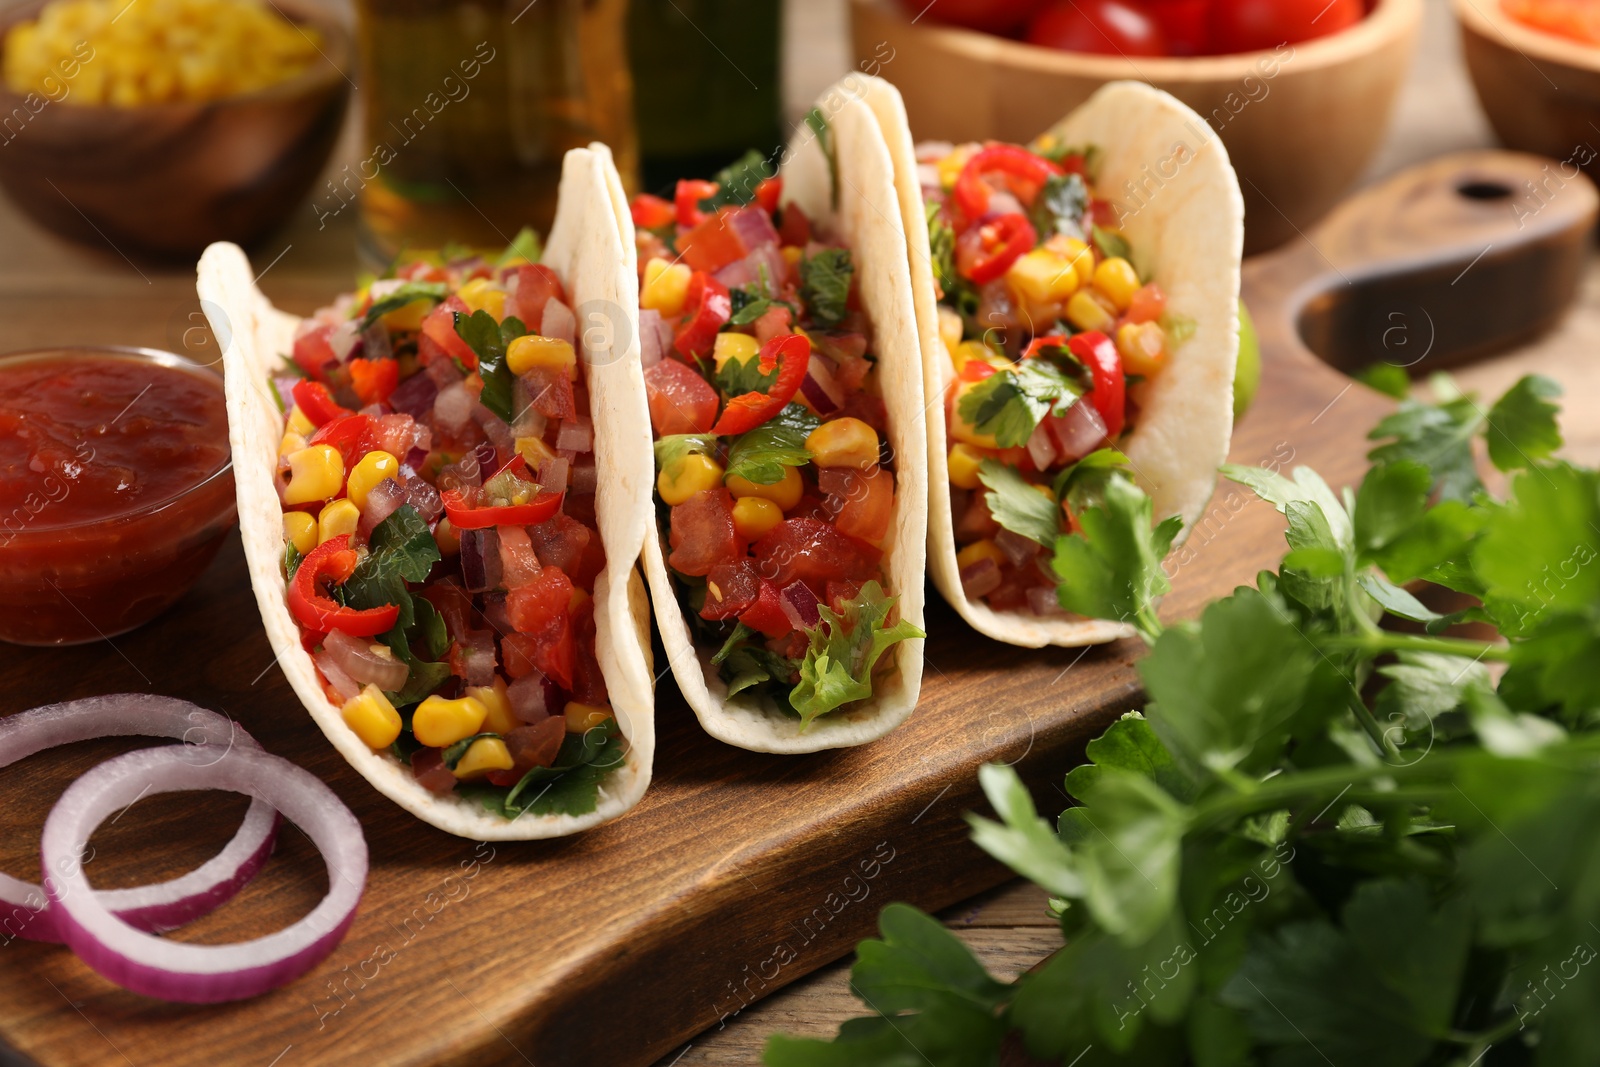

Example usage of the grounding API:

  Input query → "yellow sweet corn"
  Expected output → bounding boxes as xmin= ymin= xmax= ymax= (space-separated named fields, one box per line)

xmin=640 ymin=258 xmax=692 ymax=317
xmin=283 ymin=511 xmax=317 ymax=555
xmin=950 ymin=340 xmax=1008 ymax=378
xmin=286 ymin=406 xmax=315 ymax=436
xmin=467 ymin=680 xmax=518 ymax=735
xmin=1006 ymin=248 xmax=1080 ymax=307
xmin=412 ymin=695 xmax=488 ymax=748
xmin=381 ymin=300 xmax=432 ymax=333
xmin=456 ymin=278 xmax=506 ymax=321
xmin=712 ymin=331 xmax=762 ymax=371
xmin=345 ymin=449 xmax=399 ymax=510
xmin=957 ymin=540 xmax=1008 ymax=571
xmin=433 ymin=516 xmax=461 ymax=556
xmin=938 ymin=306 xmax=964 ymax=358
xmin=564 ymin=702 xmax=612 ymax=733
xmin=658 ymin=453 xmax=726 ymax=506
xmin=279 ymin=430 xmax=307 ymax=457
xmin=316 ymin=498 xmax=359 ymax=545
xmin=947 ymin=443 xmax=989 ymax=490
xmin=341 ymin=685 xmax=401 ymax=750
xmin=1049 ymin=236 xmax=1097 ymax=289
xmin=732 ymin=496 xmax=784 ymax=540
xmin=1116 ymin=321 xmax=1169 ymax=377
xmin=506 ymin=335 xmax=577 ymax=380
xmin=515 ymin=435 xmax=559 ymax=468
xmin=805 ymin=418 xmax=880 ymax=470
xmin=1066 ymin=289 xmax=1118 ymax=335
xmin=452 ymin=737 xmax=514 ymax=779
xmin=1093 ymin=256 xmax=1141 ymax=312
xmin=282 ymin=444 xmax=344 ymax=505
xmin=727 ymin=466 xmax=804 ymax=510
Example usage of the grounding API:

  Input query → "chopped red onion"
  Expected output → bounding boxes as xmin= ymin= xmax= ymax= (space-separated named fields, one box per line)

xmin=714 ymin=243 xmax=787 ymax=290
xmin=1028 ymin=585 xmax=1068 ymax=616
xmin=473 ymin=440 xmax=500 ymax=480
xmin=801 ymin=353 xmax=845 ymax=417
xmin=457 ymin=630 xmax=497 ymax=687
xmin=41 ymin=744 xmax=366 ymax=1003
xmin=556 ymin=415 xmax=593 ymax=453
xmin=425 ymin=351 xmax=465 ymax=387
xmin=571 ymin=460 xmax=598 ymax=495
xmin=460 ymin=527 xmax=501 ymax=592
xmin=403 ymin=477 xmax=443 ymax=524
xmin=508 ymin=672 xmax=556 ymax=723
xmin=433 ymin=381 xmax=474 ymax=436
xmin=410 ymin=748 xmax=457 ymax=795
xmin=311 ymin=649 xmax=362 ymax=701
xmin=960 ymin=558 xmax=1002 ymax=599
xmin=474 ymin=405 xmax=514 ymax=452
xmin=480 ymin=592 xmax=511 ymax=635
xmin=389 ymin=372 xmax=438 ymax=419
xmin=1026 ymin=422 xmax=1058 ymax=471
xmin=323 ymin=629 xmax=410 ymax=692
xmin=1048 ymin=400 xmax=1108 ymax=464
xmin=541 ymin=298 xmax=576 ymax=346
xmin=511 ymin=379 xmax=548 ymax=439
xmin=367 ymin=278 xmax=407 ymax=302
xmin=537 ymin=455 xmax=570 ymax=494
xmin=360 ymin=321 xmax=392 ymax=362
xmin=987 ymin=190 xmax=1027 ymax=217
xmin=272 ymin=375 xmax=301 ymax=418
xmin=996 ymin=528 xmax=1042 ymax=566
xmin=328 ymin=320 xmax=361 ymax=364
xmin=780 ymin=581 xmax=822 ymax=629
xmin=727 ymin=205 xmax=781 ymax=249
xmin=639 ymin=309 xmax=667 ymax=368
xmin=0 ymin=695 xmax=277 ymax=944
xmin=358 ymin=477 xmax=407 ymax=537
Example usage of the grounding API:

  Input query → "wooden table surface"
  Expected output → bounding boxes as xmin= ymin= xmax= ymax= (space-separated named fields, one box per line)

xmin=0 ymin=1 xmax=1595 ymax=1064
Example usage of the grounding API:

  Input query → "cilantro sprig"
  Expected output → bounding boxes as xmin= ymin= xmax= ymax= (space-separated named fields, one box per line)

xmin=956 ymin=357 xmax=1087 ymax=448
xmin=768 ymin=374 xmax=1600 ymax=1067
xmin=452 ymin=310 xmax=529 ymax=423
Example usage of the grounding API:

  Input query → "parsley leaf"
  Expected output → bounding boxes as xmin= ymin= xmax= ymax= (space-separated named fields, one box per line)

xmin=800 ymin=248 xmax=854 ymax=328
xmin=978 ymin=459 xmax=1060 ymax=546
xmin=472 ymin=717 xmax=625 ymax=818
xmin=342 ymin=505 xmax=441 ymax=632
xmin=1052 ymin=473 xmax=1180 ymax=643
xmin=927 ymin=201 xmax=958 ymax=296
xmin=957 ymin=359 xmax=1086 ymax=448
xmin=790 ymin=582 xmax=923 ymax=728
xmin=1367 ymin=377 xmax=1485 ymax=503
xmin=360 ymin=281 xmax=447 ymax=330
xmin=708 ymin=148 xmax=777 ymax=208
xmin=452 ymin=311 xmax=528 ymax=422
xmin=715 ymin=352 xmax=780 ymax=397
xmin=1030 ymin=172 xmax=1089 ymax=241
xmin=724 ymin=403 xmax=819 ymax=486
xmin=653 ymin=433 xmax=718 ymax=472
xmin=1485 ymin=373 xmax=1563 ymax=472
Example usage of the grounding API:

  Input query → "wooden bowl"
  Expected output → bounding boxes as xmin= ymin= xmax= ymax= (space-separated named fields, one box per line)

xmin=1457 ymin=0 xmax=1600 ymax=179
xmin=0 ymin=1 xmax=350 ymax=260
xmin=849 ymin=0 xmax=1422 ymax=255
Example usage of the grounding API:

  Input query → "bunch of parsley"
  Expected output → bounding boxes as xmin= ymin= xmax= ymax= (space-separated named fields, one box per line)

xmin=766 ymin=373 xmax=1600 ymax=1066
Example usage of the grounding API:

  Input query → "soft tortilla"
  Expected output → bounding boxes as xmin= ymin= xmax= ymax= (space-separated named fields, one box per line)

xmin=200 ymin=146 xmax=656 ymax=840
xmin=622 ymin=77 xmax=929 ymax=753
xmin=862 ymin=79 xmax=1244 ymax=648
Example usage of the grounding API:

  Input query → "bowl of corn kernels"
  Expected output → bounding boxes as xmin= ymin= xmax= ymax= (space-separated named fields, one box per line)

xmin=0 ymin=0 xmax=350 ymax=258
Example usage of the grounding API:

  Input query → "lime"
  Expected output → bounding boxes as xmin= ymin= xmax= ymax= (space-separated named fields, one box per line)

xmin=1234 ymin=299 xmax=1261 ymax=422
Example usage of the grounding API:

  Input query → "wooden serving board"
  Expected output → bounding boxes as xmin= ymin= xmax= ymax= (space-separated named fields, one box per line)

xmin=0 ymin=151 xmax=1585 ymax=1067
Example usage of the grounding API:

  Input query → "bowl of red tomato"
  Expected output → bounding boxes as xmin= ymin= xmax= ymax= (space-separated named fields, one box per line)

xmin=1457 ymin=0 xmax=1600 ymax=180
xmin=850 ymin=0 xmax=1422 ymax=254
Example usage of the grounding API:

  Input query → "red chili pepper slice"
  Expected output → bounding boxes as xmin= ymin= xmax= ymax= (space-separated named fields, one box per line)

xmin=289 ymin=535 xmax=400 ymax=637
xmin=754 ymin=177 xmax=783 ymax=214
xmin=673 ymin=272 xmax=732 ymax=361
xmin=956 ymin=212 xmax=1038 ymax=285
xmin=711 ymin=333 xmax=811 ymax=436
xmin=1067 ymin=331 xmax=1126 ymax=439
xmin=308 ymin=413 xmax=375 ymax=466
xmin=953 ymin=144 xmax=1065 ymax=221
xmin=1022 ymin=334 xmax=1069 ymax=361
xmin=348 ymin=358 xmax=398 ymax=406
xmin=630 ymin=193 xmax=675 ymax=230
xmin=441 ymin=456 xmax=565 ymax=529
xmin=674 ymin=179 xmax=719 ymax=228
xmin=291 ymin=379 xmax=352 ymax=427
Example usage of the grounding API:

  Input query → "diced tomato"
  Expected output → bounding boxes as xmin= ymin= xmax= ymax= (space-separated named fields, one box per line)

xmin=1125 ymin=283 xmax=1167 ymax=325
xmin=291 ymin=379 xmax=351 ymax=427
xmin=500 ymin=633 xmax=539 ymax=680
xmin=753 ymin=304 xmax=793 ymax=345
xmin=509 ymin=264 xmax=566 ymax=329
xmin=827 ymin=466 xmax=894 ymax=546
xmin=753 ymin=518 xmax=881 ymax=591
xmin=348 ymin=358 xmax=399 ymax=407
xmin=754 ymin=178 xmax=783 ymax=214
xmin=498 ymin=525 xmax=543 ymax=588
xmin=421 ymin=298 xmax=479 ymax=371
xmin=398 ymin=261 xmax=448 ymax=284
xmin=506 ymin=565 xmax=576 ymax=689
xmin=669 ymin=489 xmax=742 ymax=578
xmin=308 ymin=413 xmax=374 ymax=466
xmin=960 ymin=360 xmax=998 ymax=384
xmin=292 ymin=324 xmax=339 ymax=379
xmin=673 ymin=272 xmax=732 ymax=360
xmin=835 ymin=392 xmax=889 ymax=437
xmin=486 ymin=718 xmax=567 ymax=785
xmin=739 ymin=580 xmax=792 ymax=639
xmin=524 ymin=366 xmax=577 ymax=421
xmin=675 ymin=179 xmax=719 ymax=228
xmin=644 ymin=358 xmax=719 ymax=435
xmin=678 ymin=208 xmax=751 ymax=274
xmin=778 ymin=203 xmax=812 ymax=248
xmin=528 ymin=512 xmax=593 ymax=574
xmin=421 ymin=581 xmax=477 ymax=640
xmin=956 ymin=493 xmax=1001 ymax=541
xmin=630 ymin=193 xmax=676 ymax=231
xmin=569 ymin=598 xmax=609 ymax=705
xmin=1068 ymin=331 xmax=1126 ymax=439
xmin=700 ymin=558 xmax=761 ymax=620
xmin=573 ymin=535 xmax=607 ymax=591
xmin=825 ymin=580 xmax=865 ymax=614
xmin=370 ymin=413 xmax=419 ymax=457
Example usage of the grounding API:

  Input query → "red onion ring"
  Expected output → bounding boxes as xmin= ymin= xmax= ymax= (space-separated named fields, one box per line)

xmin=42 ymin=744 xmax=366 ymax=1003
xmin=0 ymin=695 xmax=278 ymax=944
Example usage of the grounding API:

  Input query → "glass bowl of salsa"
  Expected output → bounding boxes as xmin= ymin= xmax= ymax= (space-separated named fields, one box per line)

xmin=0 ymin=346 xmax=236 ymax=645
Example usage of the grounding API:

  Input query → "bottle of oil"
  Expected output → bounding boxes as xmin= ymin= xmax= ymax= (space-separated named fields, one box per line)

xmin=352 ymin=0 xmax=638 ymax=264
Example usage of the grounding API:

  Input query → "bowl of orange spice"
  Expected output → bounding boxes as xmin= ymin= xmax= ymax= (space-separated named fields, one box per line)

xmin=1457 ymin=0 xmax=1600 ymax=183
xmin=0 ymin=0 xmax=350 ymax=258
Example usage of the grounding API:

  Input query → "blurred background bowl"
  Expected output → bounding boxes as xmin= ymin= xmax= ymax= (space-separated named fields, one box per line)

xmin=0 ymin=0 xmax=350 ymax=261
xmin=1456 ymin=0 xmax=1600 ymax=177
xmin=850 ymin=0 xmax=1422 ymax=255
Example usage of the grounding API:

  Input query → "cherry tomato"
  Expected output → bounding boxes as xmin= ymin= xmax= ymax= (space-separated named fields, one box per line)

xmin=1210 ymin=0 xmax=1363 ymax=53
xmin=643 ymin=359 xmax=720 ymax=436
xmin=896 ymin=0 xmax=1047 ymax=34
xmin=826 ymin=466 xmax=894 ymax=547
xmin=1142 ymin=0 xmax=1211 ymax=54
xmin=1024 ymin=0 xmax=1167 ymax=56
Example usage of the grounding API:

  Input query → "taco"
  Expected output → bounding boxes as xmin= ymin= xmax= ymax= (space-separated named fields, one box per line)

xmin=862 ymin=79 xmax=1244 ymax=647
xmin=612 ymin=77 xmax=928 ymax=753
xmin=201 ymin=145 xmax=656 ymax=840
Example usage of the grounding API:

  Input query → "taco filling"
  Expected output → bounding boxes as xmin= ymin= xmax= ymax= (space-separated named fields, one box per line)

xmin=273 ymin=240 xmax=625 ymax=819
xmin=629 ymin=158 xmax=923 ymax=729
xmin=922 ymin=139 xmax=1182 ymax=617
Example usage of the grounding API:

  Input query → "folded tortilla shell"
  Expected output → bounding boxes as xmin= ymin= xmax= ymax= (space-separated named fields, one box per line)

xmin=200 ymin=145 xmax=656 ymax=839
xmin=861 ymin=78 xmax=1244 ymax=648
xmin=625 ymin=76 xmax=929 ymax=753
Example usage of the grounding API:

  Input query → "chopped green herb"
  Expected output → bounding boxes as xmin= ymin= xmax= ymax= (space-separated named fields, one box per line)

xmin=800 ymin=248 xmax=854 ymax=328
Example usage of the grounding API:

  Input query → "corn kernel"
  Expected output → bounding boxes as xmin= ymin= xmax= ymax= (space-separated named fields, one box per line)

xmin=640 ymin=258 xmax=692 ymax=317
xmin=317 ymin=498 xmax=360 ymax=545
xmin=279 ymin=430 xmax=307 ymax=457
xmin=1049 ymin=237 xmax=1097 ymax=288
xmin=1066 ymin=289 xmax=1118 ymax=334
xmin=728 ymin=466 xmax=804 ymax=509
xmin=286 ymin=405 xmax=315 ymax=436
xmin=805 ymin=418 xmax=880 ymax=470
xmin=1117 ymin=321 xmax=1169 ymax=378
xmin=283 ymin=510 xmax=317 ymax=554
xmin=712 ymin=331 xmax=762 ymax=371
xmin=412 ymin=695 xmax=489 ymax=748
xmin=506 ymin=334 xmax=578 ymax=381
xmin=957 ymin=540 xmax=1008 ymax=571
xmin=345 ymin=449 xmax=399 ymax=510
xmin=658 ymin=453 xmax=726 ymax=506
xmin=1006 ymin=248 xmax=1080 ymax=306
xmin=434 ymin=516 xmax=461 ymax=556
xmin=564 ymin=702 xmax=612 ymax=733
xmin=283 ymin=444 xmax=345 ymax=505
xmin=947 ymin=443 xmax=990 ymax=490
xmin=466 ymin=679 xmax=518 ymax=735
xmin=381 ymin=299 xmax=432 ymax=333
xmin=453 ymin=737 xmax=514 ymax=779
xmin=938 ymin=306 xmax=964 ymax=357
xmin=937 ymin=144 xmax=977 ymax=189
xmin=732 ymin=496 xmax=784 ymax=540
xmin=781 ymin=246 xmax=803 ymax=266
xmin=948 ymin=380 xmax=1000 ymax=449
xmin=1093 ymin=256 xmax=1141 ymax=312
xmin=341 ymin=684 xmax=401 ymax=750
xmin=515 ymin=435 xmax=559 ymax=468
xmin=457 ymin=278 xmax=506 ymax=321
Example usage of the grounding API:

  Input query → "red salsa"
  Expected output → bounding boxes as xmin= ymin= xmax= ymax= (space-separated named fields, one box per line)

xmin=0 ymin=350 xmax=235 ymax=645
